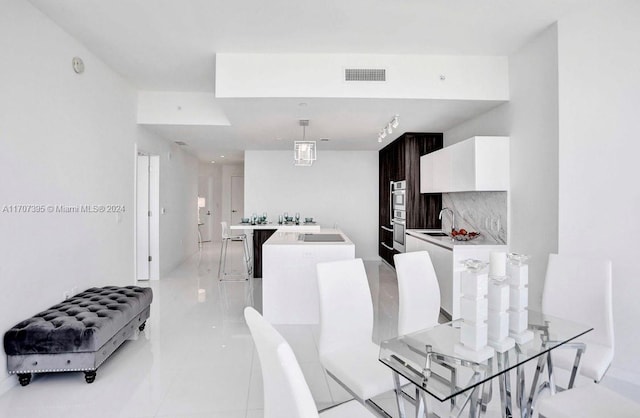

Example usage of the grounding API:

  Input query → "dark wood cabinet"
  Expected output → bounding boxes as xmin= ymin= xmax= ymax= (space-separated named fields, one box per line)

xmin=378 ymin=132 xmax=444 ymax=266
xmin=253 ymin=229 xmax=277 ymax=278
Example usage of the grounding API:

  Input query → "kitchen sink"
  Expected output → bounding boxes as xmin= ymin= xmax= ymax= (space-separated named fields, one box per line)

xmin=422 ymin=232 xmax=449 ymax=237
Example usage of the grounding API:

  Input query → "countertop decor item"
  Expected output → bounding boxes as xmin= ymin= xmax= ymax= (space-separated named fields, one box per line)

xmin=451 ymin=229 xmax=481 ymax=241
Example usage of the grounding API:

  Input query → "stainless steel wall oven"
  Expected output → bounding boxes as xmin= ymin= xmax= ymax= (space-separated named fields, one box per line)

xmin=392 ymin=180 xmax=407 ymax=252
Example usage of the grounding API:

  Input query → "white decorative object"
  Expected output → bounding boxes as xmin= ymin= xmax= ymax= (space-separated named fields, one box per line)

xmin=460 ymin=322 xmax=489 ymax=350
xmin=487 ymin=251 xmax=515 ymax=352
xmin=454 ymin=260 xmax=494 ymax=362
xmin=487 ymin=277 xmax=515 ymax=352
xmin=488 ymin=311 xmax=509 ymax=341
xmin=461 ymin=297 xmax=488 ymax=323
xmin=489 ymin=251 xmax=507 ymax=277
xmin=507 ymin=253 xmax=534 ymax=344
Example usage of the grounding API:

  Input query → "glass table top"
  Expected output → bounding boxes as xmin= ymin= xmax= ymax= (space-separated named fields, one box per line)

xmin=379 ymin=310 xmax=593 ymax=402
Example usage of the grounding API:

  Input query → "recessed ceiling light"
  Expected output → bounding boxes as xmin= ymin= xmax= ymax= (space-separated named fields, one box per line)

xmin=210 ymin=160 xmax=215 ymax=164
xmin=220 ymin=155 xmax=225 ymax=158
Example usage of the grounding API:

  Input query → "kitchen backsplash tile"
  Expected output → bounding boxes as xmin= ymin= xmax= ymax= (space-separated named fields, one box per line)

xmin=442 ymin=192 xmax=507 ymax=244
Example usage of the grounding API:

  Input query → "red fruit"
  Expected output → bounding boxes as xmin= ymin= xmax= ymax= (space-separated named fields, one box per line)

xmin=459 ymin=229 xmax=468 ymax=235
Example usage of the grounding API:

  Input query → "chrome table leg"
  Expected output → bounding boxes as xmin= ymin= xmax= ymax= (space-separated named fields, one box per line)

xmin=393 ymin=372 xmax=408 ymax=418
xmin=497 ymin=352 xmax=513 ymax=418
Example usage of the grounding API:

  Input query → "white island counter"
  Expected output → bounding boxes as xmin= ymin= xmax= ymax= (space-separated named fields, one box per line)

xmin=262 ymin=229 xmax=355 ymax=324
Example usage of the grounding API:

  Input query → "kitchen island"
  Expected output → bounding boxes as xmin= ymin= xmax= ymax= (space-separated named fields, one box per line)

xmin=230 ymin=223 xmax=320 ymax=277
xmin=262 ymin=229 xmax=355 ymax=324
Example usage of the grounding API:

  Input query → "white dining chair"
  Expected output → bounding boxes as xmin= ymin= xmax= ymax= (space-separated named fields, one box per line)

xmin=316 ymin=258 xmax=399 ymax=417
xmin=218 ymin=221 xmax=252 ymax=280
xmin=537 ymin=382 xmax=640 ymax=418
xmin=244 ymin=307 xmax=375 ymax=418
xmin=394 ymin=251 xmax=441 ymax=336
xmin=540 ymin=253 xmax=614 ymax=388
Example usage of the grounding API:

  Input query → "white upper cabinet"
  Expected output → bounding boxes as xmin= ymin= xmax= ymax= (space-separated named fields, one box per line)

xmin=420 ymin=136 xmax=509 ymax=193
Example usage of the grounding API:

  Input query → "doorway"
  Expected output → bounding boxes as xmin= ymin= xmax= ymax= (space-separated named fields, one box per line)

xmin=136 ymin=153 xmax=160 ymax=281
xmin=230 ymin=175 xmax=244 ymax=224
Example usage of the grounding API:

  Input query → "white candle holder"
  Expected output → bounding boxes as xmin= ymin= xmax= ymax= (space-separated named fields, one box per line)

xmin=487 ymin=275 xmax=515 ymax=352
xmin=507 ymin=253 xmax=534 ymax=344
xmin=454 ymin=260 xmax=494 ymax=362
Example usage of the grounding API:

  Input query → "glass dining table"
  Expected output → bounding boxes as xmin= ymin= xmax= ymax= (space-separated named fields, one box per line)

xmin=378 ymin=310 xmax=592 ymax=418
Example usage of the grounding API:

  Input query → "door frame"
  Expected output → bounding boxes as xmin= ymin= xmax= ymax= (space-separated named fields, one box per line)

xmin=134 ymin=148 xmax=160 ymax=281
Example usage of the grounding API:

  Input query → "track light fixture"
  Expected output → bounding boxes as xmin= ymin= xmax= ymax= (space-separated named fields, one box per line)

xmin=377 ymin=115 xmax=399 ymax=143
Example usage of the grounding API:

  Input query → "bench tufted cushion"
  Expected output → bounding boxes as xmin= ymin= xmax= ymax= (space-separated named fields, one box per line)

xmin=3 ymin=286 xmax=152 ymax=355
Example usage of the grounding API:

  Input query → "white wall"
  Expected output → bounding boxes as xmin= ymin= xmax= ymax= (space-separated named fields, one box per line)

xmin=445 ymin=25 xmax=560 ymax=311
xmin=244 ymin=151 xmax=378 ymax=259
xmin=0 ymin=0 xmax=197 ymax=392
xmin=557 ymin=0 xmax=640 ymax=381
xmin=137 ymin=129 xmax=200 ymax=277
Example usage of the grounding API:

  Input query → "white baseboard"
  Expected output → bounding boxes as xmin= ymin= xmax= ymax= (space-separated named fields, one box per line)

xmin=0 ymin=374 xmax=18 ymax=397
xmin=606 ymin=366 xmax=640 ymax=386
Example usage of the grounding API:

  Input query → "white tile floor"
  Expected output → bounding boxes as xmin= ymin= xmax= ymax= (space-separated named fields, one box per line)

xmin=0 ymin=241 xmax=638 ymax=417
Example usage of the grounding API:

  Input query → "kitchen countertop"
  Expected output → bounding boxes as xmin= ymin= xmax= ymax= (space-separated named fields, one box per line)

xmin=229 ymin=223 xmax=321 ymax=231
xmin=406 ymin=229 xmax=505 ymax=250
xmin=264 ymin=228 xmax=353 ymax=246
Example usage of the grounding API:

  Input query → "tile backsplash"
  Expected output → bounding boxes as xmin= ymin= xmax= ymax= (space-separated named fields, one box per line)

xmin=441 ymin=191 xmax=508 ymax=244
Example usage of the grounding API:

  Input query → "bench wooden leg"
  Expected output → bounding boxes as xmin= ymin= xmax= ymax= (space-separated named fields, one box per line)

xmin=84 ymin=371 xmax=96 ymax=384
xmin=18 ymin=373 xmax=31 ymax=386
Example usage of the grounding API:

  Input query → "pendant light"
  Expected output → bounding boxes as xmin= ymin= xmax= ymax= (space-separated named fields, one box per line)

xmin=294 ymin=120 xmax=316 ymax=166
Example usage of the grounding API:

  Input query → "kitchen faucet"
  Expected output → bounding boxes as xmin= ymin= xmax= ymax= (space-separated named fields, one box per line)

xmin=439 ymin=207 xmax=455 ymax=232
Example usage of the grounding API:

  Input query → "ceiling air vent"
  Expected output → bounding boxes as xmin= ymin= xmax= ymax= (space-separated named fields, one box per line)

xmin=174 ymin=141 xmax=188 ymax=146
xmin=345 ymin=68 xmax=386 ymax=82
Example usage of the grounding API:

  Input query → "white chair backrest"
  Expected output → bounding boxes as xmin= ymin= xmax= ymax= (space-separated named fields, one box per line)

xmin=543 ymin=254 xmax=614 ymax=349
xmin=394 ymin=251 xmax=441 ymax=336
xmin=220 ymin=221 xmax=230 ymax=239
xmin=244 ymin=307 xmax=319 ymax=418
xmin=316 ymin=258 xmax=374 ymax=358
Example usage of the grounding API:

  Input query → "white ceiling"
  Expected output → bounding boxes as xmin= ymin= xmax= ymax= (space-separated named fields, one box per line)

xmin=29 ymin=0 xmax=579 ymax=163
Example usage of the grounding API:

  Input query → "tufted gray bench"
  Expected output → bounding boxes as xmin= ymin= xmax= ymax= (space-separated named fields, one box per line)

xmin=3 ymin=285 xmax=152 ymax=385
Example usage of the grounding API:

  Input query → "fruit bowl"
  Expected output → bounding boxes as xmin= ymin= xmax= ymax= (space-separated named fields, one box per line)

xmin=451 ymin=229 xmax=480 ymax=241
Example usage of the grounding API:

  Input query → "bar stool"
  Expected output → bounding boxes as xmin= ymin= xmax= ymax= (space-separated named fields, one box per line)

xmin=218 ymin=221 xmax=252 ymax=280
